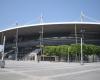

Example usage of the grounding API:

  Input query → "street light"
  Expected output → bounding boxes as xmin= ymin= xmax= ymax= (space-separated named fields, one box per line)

xmin=73 ymin=37 xmax=84 ymax=65
xmin=80 ymin=28 xmax=85 ymax=65
xmin=70 ymin=37 xmax=84 ymax=65
xmin=80 ymin=28 xmax=85 ymax=43
xmin=75 ymin=37 xmax=84 ymax=65
xmin=66 ymin=36 xmax=83 ymax=65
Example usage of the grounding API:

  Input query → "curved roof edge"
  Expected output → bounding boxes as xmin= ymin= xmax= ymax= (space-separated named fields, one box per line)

xmin=0 ymin=21 xmax=100 ymax=33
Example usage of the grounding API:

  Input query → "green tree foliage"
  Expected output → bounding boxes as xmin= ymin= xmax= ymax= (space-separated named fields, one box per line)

xmin=43 ymin=44 xmax=100 ymax=58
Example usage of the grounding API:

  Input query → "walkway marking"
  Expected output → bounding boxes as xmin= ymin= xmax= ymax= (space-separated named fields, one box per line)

xmin=47 ymin=68 xmax=100 ymax=78
xmin=2 ymin=68 xmax=48 ymax=80
xmin=20 ymin=66 xmax=81 ymax=72
xmin=19 ymin=64 xmax=98 ymax=72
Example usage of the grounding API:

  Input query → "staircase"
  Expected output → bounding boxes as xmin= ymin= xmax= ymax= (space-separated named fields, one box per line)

xmin=23 ymin=49 xmax=41 ymax=61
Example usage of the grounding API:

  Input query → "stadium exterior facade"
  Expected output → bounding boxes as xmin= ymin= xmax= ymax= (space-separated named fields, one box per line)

xmin=0 ymin=22 xmax=100 ymax=61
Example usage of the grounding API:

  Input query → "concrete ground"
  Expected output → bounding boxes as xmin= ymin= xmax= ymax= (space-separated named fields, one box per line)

xmin=0 ymin=60 xmax=100 ymax=80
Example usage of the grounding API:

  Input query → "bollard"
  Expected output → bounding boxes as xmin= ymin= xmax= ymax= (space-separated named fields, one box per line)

xmin=0 ymin=60 xmax=5 ymax=68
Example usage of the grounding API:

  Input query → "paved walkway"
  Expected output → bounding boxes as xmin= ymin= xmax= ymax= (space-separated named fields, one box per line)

xmin=0 ymin=60 xmax=100 ymax=80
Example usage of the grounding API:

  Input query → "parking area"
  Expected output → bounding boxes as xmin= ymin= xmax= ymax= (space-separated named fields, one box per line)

xmin=0 ymin=60 xmax=100 ymax=80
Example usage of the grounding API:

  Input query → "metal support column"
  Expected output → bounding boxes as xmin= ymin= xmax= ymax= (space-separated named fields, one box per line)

xmin=80 ymin=37 xmax=84 ymax=65
xmin=75 ymin=24 xmax=77 ymax=44
xmin=1 ymin=36 xmax=5 ymax=61
xmin=67 ymin=47 xmax=70 ymax=63
xmin=40 ymin=14 xmax=44 ymax=61
xmin=15 ymin=27 xmax=18 ymax=61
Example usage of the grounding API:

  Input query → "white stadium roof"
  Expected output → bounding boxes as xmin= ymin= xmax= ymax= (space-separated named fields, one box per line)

xmin=0 ymin=21 xmax=100 ymax=32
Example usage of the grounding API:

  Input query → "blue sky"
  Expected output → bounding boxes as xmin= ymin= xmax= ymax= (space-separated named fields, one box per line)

xmin=0 ymin=0 xmax=100 ymax=30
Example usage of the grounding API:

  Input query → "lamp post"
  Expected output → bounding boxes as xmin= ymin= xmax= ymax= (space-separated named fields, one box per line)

xmin=80 ymin=28 xmax=85 ymax=43
xmin=80 ymin=28 xmax=86 ymax=65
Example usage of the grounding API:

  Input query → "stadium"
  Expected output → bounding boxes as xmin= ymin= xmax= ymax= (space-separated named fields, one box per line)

xmin=0 ymin=22 xmax=100 ymax=61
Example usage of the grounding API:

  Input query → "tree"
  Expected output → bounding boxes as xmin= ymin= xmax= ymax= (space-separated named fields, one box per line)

xmin=43 ymin=44 xmax=100 ymax=62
